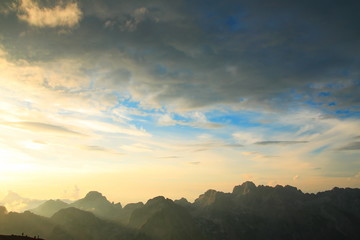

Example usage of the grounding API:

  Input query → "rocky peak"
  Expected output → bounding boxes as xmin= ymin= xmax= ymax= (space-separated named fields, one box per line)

xmin=84 ymin=191 xmax=107 ymax=201
xmin=194 ymin=189 xmax=223 ymax=207
xmin=146 ymin=196 xmax=173 ymax=207
xmin=174 ymin=197 xmax=191 ymax=208
xmin=123 ymin=202 xmax=144 ymax=210
xmin=232 ymin=181 xmax=257 ymax=195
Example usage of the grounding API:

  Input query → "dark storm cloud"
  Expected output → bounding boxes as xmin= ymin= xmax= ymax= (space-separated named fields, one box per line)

xmin=1 ymin=0 xmax=359 ymax=112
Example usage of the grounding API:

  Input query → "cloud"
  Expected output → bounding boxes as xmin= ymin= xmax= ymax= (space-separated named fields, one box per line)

xmin=120 ymin=143 xmax=153 ymax=153
xmin=255 ymin=141 xmax=309 ymax=145
xmin=157 ymin=111 xmax=223 ymax=129
xmin=1 ymin=0 xmax=359 ymax=113
xmin=1 ymin=121 xmax=84 ymax=136
xmin=293 ymin=175 xmax=300 ymax=181
xmin=0 ymin=191 xmax=45 ymax=212
xmin=0 ymin=0 xmax=359 ymax=199
xmin=120 ymin=7 xmax=149 ymax=32
xmin=97 ymin=0 xmax=359 ymax=113
xmin=70 ymin=119 xmax=150 ymax=137
xmin=158 ymin=114 xmax=178 ymax=126
xmin=80 ymin=145 xmax=123 ymax=155
xmin=16 ymin=0 xmax=82 ymax=28
xmin=233 ymin=132 xmax=263 ymax=145
xmin=159 ymin=156 xmax=180 ymax=159
xmin=337 ymin=142 xmax=360 ymax=151
xmin=184 ymin=140 xmax=242 ymax=152
xmin=223 ymin=144 xmax=243 ymax=148
xmin=0 ymin=1 xmax=16 ymax=15
xmin=188 ymin=161 xmax=200 ymax=165
xmin=62 ymin=185 xmax=80 ymax=200
xmin=82 ymin=145 xmax=108 ymax=152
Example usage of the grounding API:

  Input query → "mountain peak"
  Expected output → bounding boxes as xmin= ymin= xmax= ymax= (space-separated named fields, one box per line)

xmin=232 ymin=181 xmax=256 ymax=195
xmin=146 ymin=196 xmax=172 ymax=206
xmin=29 ymin=199 xmax=68 ymax=217
xmin=194 ymin=189 xmax=226 ymax=207
xmin=174 ymin=197 xmax=191 ymax=208
xmin=84 ymin=191 xmax=106 ymax=201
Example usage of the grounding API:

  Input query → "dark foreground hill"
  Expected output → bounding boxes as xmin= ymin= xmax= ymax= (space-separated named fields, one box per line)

xmin=0 ymin=235 xmax=44 ymax=240
xmin=1 ymin=182 xmax=360 ymax=240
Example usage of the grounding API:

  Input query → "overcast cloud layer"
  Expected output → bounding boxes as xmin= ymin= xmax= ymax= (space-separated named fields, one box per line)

xmin=0 ymin=0 xmax=359 ymax=206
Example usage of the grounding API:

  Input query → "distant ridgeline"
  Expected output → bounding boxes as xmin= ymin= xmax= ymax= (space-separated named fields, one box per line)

xmin=1 ymin=182 xmax=360 ymax=240
xmin=0 ymin=235 xmax=44 ymax=240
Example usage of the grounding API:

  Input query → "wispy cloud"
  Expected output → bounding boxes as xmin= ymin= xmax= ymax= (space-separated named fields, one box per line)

xmin=233 ymin=132 xmax=263 ymax=145
xmin=157 ymin=112 xmax=223 ymax=129
xmin=70 ymin=119 xmax=151 ymax=137
xmin=120 ymin=7 xmax=149 ymax=32
xmin=1 ymin=121 xmax=84 ymax=136
xmin=255 ymin=141 xmax=309 ymax=145
xmin=158 ymin=156 xmax=180 ymax=159
xmin=188 ymin=161 xmax=201 ymax=165
xmin=120 ymin=143 xmax=153 ymax=153
xmin=184 ymin=141 xmax=242 ymax=152
xmin=80 ymin=145 xmax=123 ymax=155
xmin=0 ymin=191 xmax=45 ymax=212
xmin=337 ymin=142 xmax=360 ymax=151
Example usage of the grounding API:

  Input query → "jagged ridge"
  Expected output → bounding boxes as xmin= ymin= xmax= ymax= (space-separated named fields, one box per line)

xmin=1 ymin=182 xmax=360 ymax=240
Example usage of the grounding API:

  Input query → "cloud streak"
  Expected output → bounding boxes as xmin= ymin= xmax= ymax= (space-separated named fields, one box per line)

xmin=255 ymin=141 xmax=309 ymax=146
xmin=337 ymin=142 xmax=360 ymax=151
xmin=80 ymin=145 xmax=124 ymax=155
xmin=1 ymin=121 xmax=84 ymax=136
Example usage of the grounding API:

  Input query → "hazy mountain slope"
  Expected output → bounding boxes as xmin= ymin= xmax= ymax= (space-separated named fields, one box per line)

xmin=119 ymin=202 xmax=145 ymax=225
xmin=190 ymin=182 xmax=360 ymax=240
xmin=51 ymin=207 xmax=147 ymax=240
xmin=29 ymin=200 xmax=69 ymax=218
xmin=0 ymin=207 xmax=71 ymax=240
xmin=69 ymin=191 xmax=122 ymax=221
xmin=1 ymin=182 xmax=360 ymax=240
xmin=129 ymin=196 xmax=206 ymax=240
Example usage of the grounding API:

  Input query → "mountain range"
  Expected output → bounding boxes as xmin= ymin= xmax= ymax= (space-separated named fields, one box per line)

xmin=1 ymin=182 xmax=360 ymax=240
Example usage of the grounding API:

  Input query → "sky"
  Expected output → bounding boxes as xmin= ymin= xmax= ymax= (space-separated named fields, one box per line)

xmin=0 ymin=0 xmax=359 ymax=211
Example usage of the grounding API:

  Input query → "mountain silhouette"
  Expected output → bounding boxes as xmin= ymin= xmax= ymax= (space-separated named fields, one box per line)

xmin=119 ymin=202 xmax=144 ymax=225
xmin=68 ymin=191 xmax=122 ymax=222
xmin=30 ymin=200 xmax=68 ymax=218
xmin=1 ymin=182 xmax=360 ymax=240
xmin=128 ymin=196 xmax=206 ymax=240
xmin=232 ymin=181 xmax=257 ymax=195
xmin=0 ymin=208 xmax=71 ymax=240
xmin=190 ymin=182 xmax=360 ymax=240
